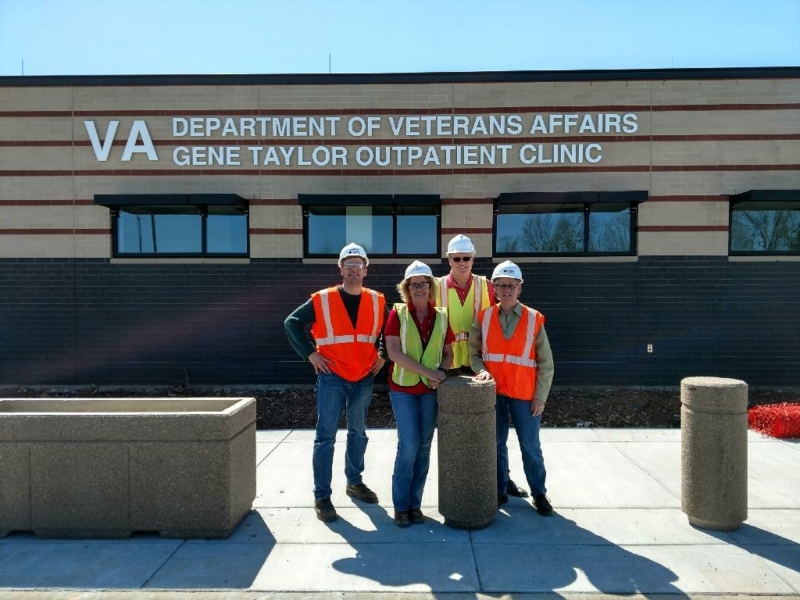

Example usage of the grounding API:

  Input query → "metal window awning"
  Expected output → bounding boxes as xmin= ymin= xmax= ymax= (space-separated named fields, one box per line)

xmin=298 ymin=194 xmax=440 ymax=206
xmin=94 ymin=194 xmax=247 ymax=207
xmin=496 ymin=191 xmax=648 ymax=204
xmin=729 ymin=190 xmax=799 ymax=204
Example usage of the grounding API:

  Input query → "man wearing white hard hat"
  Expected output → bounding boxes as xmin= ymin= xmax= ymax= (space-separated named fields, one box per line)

xmin=438 ymin=234 xmax=528 ymax=500
xmin=469 ymin=260 xmax=556 ymax=516
xmin=285 ymin=242 xmax=387 ymax=522
xmin=384 ymin=260 xmax=455 ymax=527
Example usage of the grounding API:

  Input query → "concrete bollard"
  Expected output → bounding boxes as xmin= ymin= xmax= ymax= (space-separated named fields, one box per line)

xmin=437 ymin=375 xmax=497 ymax=530
xmin=681 ymin=376 xmax=748 ymax=531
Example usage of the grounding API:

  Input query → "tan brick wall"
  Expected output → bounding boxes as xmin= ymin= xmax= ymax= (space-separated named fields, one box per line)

xmin=638 ymin=231 xmax=728 ymax=256
xmin=2 ymin=74 xmax=798 ymax=259
xmin=639 ymin=201 xmax=729 ymax=228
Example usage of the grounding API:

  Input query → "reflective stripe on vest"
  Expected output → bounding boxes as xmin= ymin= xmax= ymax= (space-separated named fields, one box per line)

xmin=314 ymin=288 xmax=380 ymax=346
xmin=481 ymin=305 xmax=539 ymax=368
xmin=438 ymin=274 xmax=490 ymax=369
xmin=393 ymin=304 xmax=447 ymax=387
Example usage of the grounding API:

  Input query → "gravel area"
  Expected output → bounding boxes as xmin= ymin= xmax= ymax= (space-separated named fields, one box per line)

xmin=3 ymin=385 xmax=797 ymax=430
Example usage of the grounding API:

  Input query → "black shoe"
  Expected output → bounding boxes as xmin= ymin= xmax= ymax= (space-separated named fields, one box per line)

xmin=314 ymin=497 xmax=337 ymax=522
xmin=533 ymin=494 xmax=554 ymax=516
xmin=507 ymin=479 xmax=529 ymax=498
xmin=409 ymin=508 xmax=425 ymax=524
xmin=394 ymin=510 xmax=411 ymax=528
xmin=498 ymin=494 xmax=508 ymax=506
xmin=346 ymin=483 xmax=379 ymax=503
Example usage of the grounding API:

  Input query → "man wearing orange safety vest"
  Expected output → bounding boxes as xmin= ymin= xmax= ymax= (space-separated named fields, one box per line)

xmin=469 ymin=260 xmax=556 ymax=516
xmin=438 ymin=234 xmax=528 ymax=500
xmin=284 ymin=243 xmax=386 ymax=522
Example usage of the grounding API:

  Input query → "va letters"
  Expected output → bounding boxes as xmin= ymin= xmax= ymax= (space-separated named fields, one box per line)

xmin=84 ymin=120 xmax=159 ymax=162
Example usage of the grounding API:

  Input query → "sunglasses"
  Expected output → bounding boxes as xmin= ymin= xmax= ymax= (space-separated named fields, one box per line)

xmin=342 ymin=262 xmax=365 ymax=270
xmin=409 ymin=282 xmax=431 ymax=290
xmin=495 ymin=283 xmax=519 ymax=290
xmin=450 ymin=256 xmax=472 ymax=263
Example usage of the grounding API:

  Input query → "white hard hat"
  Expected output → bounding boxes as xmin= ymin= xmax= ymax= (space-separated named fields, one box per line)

xmin=404 ymin=260 xmax=433 ymax=280
xmin=491 ymin=260 xmax=523 ymax=281
xmin=446 ymin=234 xmax=476 ymax=255
xmin=338 ymin=243 xmax=369 ymax=266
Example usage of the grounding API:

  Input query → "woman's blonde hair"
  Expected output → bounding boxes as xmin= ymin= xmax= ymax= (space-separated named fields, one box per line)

xmin=396 ymin=275 xmax=439 ymax=304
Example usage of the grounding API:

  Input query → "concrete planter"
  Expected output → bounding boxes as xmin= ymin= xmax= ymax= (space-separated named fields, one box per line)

xmin=0 ymin=397 xmax=256 ymax=539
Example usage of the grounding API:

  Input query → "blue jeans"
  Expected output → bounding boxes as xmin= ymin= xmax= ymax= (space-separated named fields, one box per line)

xmin=390 ymin=390 xmax=438 ymax=511
xmin=313 ymin=371 xmax=374 ymax=500
xmin=496 ymin=394 xmax=546 ymax=497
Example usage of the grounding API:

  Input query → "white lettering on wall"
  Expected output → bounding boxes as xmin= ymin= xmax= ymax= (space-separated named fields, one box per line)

xmin=85 ymin=120 xmax=157 ymax=162
xmin=120 ymin=121 xmax=158 ymax=162
xmin=84 ymin=120 xmax=120 ymax=162
xmin=87 ymin=113 xmax=640 ymax=167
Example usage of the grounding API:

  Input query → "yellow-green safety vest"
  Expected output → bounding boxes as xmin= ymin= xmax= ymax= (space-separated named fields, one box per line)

xmin=391 ymin=303 xmax=448 ymax=387
xmin=436 ymin=274 xmax=491 ymax=369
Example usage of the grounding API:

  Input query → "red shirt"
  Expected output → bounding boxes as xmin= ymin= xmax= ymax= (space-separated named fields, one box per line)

xmin=444 ymin=273 xmax=496 ymax=305
xmin=385 ymin=302 xmax=456 ymax=394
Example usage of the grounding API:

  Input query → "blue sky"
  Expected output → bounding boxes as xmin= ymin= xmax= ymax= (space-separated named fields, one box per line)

xmin=1 ymin=0 xmax=799 ymax=76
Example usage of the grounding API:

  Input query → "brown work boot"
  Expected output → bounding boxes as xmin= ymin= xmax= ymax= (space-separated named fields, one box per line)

xmin=394 ymin=511 xmax=411 ymax=527
xmin=314 ymin=497 xmax=337 ymax=522
xmin=346 ymin=483 xmax=379 ymax=503
xmin=533 ymin=494 xmax=554 ymax=516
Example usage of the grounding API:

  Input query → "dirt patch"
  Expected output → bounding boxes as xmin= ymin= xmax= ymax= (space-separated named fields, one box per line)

xmin=3 ymin=385 xmax=797 ymax=430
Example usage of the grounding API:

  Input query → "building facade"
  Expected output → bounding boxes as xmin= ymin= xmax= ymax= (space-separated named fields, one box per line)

xmin=1 ymin=68 xmax=798 ymax=387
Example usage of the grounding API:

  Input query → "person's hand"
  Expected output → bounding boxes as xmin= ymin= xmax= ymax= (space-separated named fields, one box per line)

xmin=427 ymin=368 xmax=446 ymax=390
xmin=308 ymin=351 xmax=334 ymax=375
xmin=531 ymin=399 xmax=545 ymax=417
xmin=474 ymin=370 xmax=493 ymax=382
xmin=370 ymin=355 xmax=386 ymax=375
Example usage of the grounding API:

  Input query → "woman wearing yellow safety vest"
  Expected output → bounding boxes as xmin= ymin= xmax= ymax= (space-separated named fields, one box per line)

xmin=385 ymin=260 xmax=455 ymax=528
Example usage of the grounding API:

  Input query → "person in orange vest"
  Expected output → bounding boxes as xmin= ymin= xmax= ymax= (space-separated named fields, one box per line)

xmin=469 ymin=260 xmax=556 ymax=516
xmin=284 ymin=242 xmax=387 ymax=522
xmin=438 ymin=234 xmax=529 ymax=500
xmin=385 ymin=260 xmax=455 ymax=527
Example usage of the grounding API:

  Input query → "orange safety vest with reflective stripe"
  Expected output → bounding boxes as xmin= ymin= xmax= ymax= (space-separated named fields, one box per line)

xmin=310 ymin=286 xmax=386 ymax=382
xmin=478 ymin=304 xmax=544 ymax=401
xmin=437 ymin=274 xmax=491 ymax=369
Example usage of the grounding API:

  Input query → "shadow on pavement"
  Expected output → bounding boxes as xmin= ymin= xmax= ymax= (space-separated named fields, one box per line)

xmin=332 ymin=503 xmax=689 ymax=597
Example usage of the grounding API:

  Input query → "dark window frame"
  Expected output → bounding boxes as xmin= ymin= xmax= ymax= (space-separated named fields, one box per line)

xmin=299 ymin=194 xmax=441 ymax=259
xmin=728 ymin=190 xmax=800 ymax=256
xmin=493 ymin=191 xmax=645 ymax=257
xmin=94 ymin=194 xmax=250 ymax=258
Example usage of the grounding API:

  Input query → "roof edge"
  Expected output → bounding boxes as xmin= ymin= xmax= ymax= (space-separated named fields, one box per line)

xmin=2 ymin=66 xmax=800 ymax=87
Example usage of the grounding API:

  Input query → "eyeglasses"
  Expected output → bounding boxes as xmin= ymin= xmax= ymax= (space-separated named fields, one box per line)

xmin=495 ymin=283 xmax=519 ymax=290
xmin=450 ymin=256 xmax=472 ymax=263
xmin=408 ymin=282 xmax=431 ymax=290
xmin=342 ymin=262 xmax=365 ymax=270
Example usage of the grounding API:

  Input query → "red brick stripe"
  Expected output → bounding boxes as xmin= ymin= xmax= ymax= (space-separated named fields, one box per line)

xmin=2 ymin=103 xmax=799 ymax=118
xmin=0 ymin=199 xmax=95 ymax=205
xmin=1 ymin=164 xmax=797 ymax=177
xmin=638 ymin=226 xmax=728 ymax=232
xmin=3 ymin=132 xmax=799 ymax=148
xmin=0 ymin=228 xmax=110 ymax=235
xmin=249 ymin=228 xmax=302 ymax=234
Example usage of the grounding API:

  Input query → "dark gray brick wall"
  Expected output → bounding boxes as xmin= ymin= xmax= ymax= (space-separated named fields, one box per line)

xmin=1 ymin=257 xmax=798 ymax=387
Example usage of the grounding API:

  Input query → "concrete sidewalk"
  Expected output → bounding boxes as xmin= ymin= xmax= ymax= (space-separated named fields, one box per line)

xmin=1 ymin=428 xmax=798 ymax=599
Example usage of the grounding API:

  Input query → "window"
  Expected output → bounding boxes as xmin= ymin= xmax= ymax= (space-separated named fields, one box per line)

xmin=729 ymin=190 xmax=800 ymax=255
xmin=300 ymin=194 xmax=440 ymax=258
xmin=95 ymin=194 xmax=249 ymax=258
xmin=494 ymin=192 xmax=644 ymax=256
